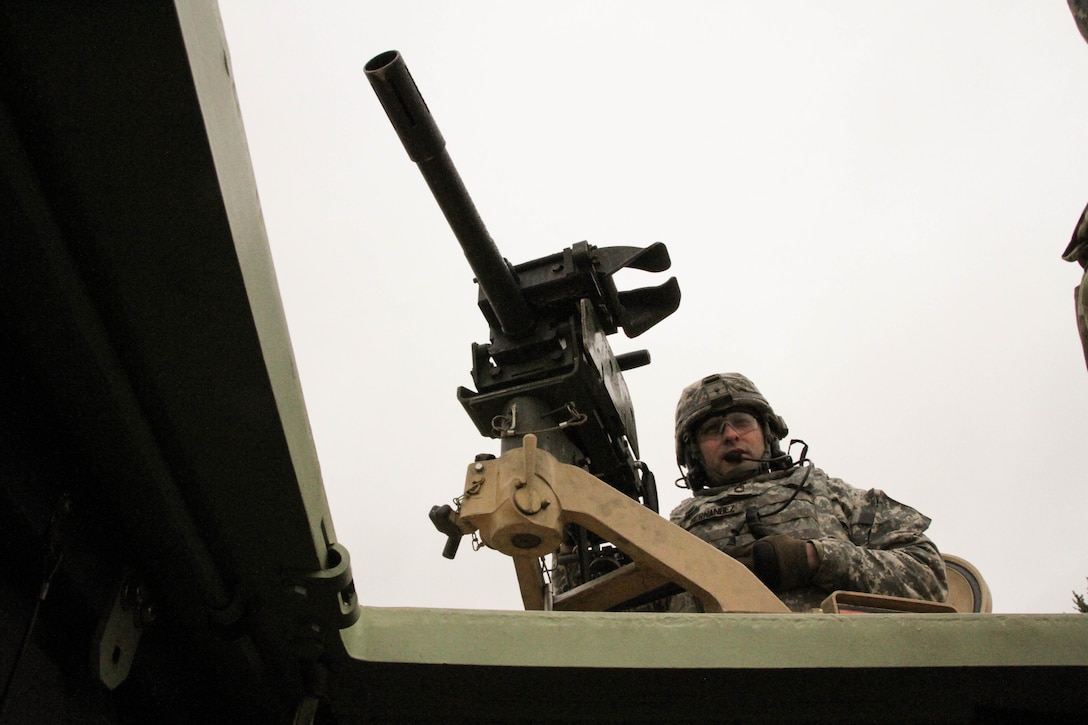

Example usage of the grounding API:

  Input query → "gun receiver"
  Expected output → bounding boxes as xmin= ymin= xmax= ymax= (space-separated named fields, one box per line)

xmin=366 ymin=50 xmax=687 ymax=606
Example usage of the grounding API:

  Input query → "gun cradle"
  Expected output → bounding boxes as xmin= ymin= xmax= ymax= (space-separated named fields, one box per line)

xmin=457 ymin=434 xmax=789 ymax=614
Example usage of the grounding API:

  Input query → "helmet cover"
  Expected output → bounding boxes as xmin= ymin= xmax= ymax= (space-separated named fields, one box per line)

xmin=674 ymin=372 xmax=788 ymax=467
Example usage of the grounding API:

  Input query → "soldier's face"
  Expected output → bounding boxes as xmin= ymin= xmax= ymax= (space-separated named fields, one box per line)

xmin=696 ymin=412 xmax=766 ymax=482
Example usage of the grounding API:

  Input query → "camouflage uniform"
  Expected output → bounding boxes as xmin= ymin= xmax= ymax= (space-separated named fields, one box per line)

xmin=669 ymin=465 xmax=947 ymax=612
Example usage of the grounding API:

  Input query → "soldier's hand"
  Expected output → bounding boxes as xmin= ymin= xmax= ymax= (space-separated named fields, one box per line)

xmin=721 ymin=541 xmax=757 ymax=572
xmin=751 ymin=535 xmax=815 ymax=592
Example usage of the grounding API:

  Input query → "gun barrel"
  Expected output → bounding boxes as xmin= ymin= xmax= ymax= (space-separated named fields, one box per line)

xmin=365 ymin=50 xmax=534 ymax=336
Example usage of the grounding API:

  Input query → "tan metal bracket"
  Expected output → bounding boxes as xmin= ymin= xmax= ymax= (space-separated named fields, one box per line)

xmin=457 ymin=434 xmax=788 ymax=613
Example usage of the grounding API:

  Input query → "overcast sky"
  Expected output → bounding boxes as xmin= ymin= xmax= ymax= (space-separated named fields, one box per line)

xmin=217 ymin=2 xmax=1088 ymax=614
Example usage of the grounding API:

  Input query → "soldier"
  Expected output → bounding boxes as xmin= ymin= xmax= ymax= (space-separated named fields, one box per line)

xmin=671 ymin=373 xmax=947 ymax=612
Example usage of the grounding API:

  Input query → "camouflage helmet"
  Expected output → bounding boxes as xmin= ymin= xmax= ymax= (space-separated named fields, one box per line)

xmin=674 ymin=373 xmax=789 ymax=466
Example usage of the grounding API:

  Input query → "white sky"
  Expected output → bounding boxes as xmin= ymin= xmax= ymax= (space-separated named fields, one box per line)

xmin=217 ymin=2 xmax=1088 ymax=614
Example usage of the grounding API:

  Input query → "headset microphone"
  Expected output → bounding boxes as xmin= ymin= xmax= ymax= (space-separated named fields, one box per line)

xmin=738 ymin=452 xmax=792 ymax=465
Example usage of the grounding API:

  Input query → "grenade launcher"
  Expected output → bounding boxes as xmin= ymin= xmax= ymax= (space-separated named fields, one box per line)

xmin=365 ymin=51 xmax=788 ymax=613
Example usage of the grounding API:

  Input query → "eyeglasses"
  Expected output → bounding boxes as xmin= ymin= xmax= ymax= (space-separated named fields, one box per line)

xmin=696 ymin=412 xmax=760 ymax=441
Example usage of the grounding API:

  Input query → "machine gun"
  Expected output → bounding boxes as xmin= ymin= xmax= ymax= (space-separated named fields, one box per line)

xmin=365 ymin=51 xmax=787 ymax=613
